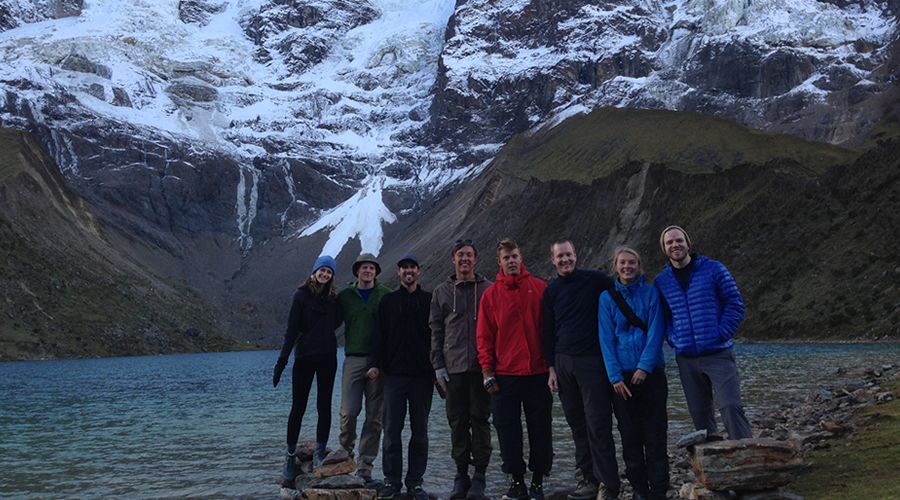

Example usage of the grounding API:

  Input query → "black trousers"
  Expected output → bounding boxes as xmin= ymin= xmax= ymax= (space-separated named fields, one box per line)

xmin=445 ymin=371 xmax=492 ymax=472
xmin=382 ymin=375 xmax=434 ymax=487
xmin=555 ymin=353 xmax=619 ymax=493
xmin=492 ymin=373 xmax=553 ymax=477
xmin=288 ymin=353 xmax=337 ymax=446
xmin=612 ymin=368 xmax=669 ymax=500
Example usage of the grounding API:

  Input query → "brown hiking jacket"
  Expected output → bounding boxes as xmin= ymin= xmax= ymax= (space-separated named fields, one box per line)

xmin=428 ymin=273 xmax=491 ymax=374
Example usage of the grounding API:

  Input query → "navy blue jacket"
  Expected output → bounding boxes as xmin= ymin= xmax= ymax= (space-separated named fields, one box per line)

xmin=542 ymin=268 xmax=614 ymax=366
xmin=654 ymin=254 xmax=744 ymax=357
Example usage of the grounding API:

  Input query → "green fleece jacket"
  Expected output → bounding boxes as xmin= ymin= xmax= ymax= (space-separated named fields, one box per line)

xmin=338 ymin=280 xmax=392 ymax=356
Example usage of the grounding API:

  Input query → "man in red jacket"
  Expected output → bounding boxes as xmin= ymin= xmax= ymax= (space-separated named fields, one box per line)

xmin=477 ymin=239 xmax=552 ymax=500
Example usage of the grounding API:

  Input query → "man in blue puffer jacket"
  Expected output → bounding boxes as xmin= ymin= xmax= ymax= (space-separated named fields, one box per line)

xmin=654 ymin=225 xmax=752 ymax=439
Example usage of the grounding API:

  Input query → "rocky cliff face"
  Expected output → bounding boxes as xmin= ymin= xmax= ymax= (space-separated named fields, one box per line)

xmin=429 ymin=0 xmax=899 ymax=152
xmin=0 ymin=128 xmax=242 ymax=359
xmin=0 ymin=0 xmax=896 ymax=346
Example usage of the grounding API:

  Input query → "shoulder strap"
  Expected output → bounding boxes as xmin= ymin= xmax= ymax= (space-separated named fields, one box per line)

xmin=610 ymin=290 xmax=648 ymax=333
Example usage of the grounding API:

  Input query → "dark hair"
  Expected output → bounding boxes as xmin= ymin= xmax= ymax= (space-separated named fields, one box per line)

xmin=496 ymin=238 xmax=519 ymax=257
xmin=452 ymin=239 xmax=477 ymax=257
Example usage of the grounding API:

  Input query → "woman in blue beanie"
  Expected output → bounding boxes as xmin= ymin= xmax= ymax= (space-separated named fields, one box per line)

xmin=273 ymin=255 xmax=340 ymax=482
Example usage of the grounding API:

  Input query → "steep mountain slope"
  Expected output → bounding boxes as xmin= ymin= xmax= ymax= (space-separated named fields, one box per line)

xmin=0 ymin=128 xmax=241 ymax=360
xmin=0 ymin=1 xmax=897 ymax=349
xmin=385 ymin=108 xmax=899 ymax=340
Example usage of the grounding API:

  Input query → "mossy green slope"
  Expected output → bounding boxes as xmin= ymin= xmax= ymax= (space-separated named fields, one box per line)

xmin=495 ymin=108 xmax=858 ymax=184
xmin=793 ymin=377 xmax=900 ymax=499
xmin=0 ymin=129 xmax=243 ymax=360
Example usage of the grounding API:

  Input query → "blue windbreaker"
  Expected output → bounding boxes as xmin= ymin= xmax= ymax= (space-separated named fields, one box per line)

xmin=598 ymin=275 xmax=665 ymax=384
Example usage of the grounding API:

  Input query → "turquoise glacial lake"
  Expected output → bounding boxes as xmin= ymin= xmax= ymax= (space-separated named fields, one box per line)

xmin=1 ymin=344 xmax=898 ymax=498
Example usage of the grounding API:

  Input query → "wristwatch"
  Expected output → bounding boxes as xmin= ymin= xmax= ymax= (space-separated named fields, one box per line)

xmin=483 ymin=377 xmax=496 ymax=389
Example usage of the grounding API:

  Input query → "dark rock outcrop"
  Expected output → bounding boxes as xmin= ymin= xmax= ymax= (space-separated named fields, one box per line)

xmin=178 ymin=0 xmax=226 ymax=26
xmin=59 ymin=54 xmax=112 ymax=79
xmin=241 ymin=0 xmax=379 ymax=73
xmin=167 ymin=76 xmax=218 ymax=102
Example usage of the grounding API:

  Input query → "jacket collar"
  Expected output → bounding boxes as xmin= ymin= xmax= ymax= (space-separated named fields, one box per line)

xmin=449 ymin=273 xmax=487 ymax=286
xmin=496 ymin=263 xmax=532 ymax=287
xmin=614 ymin=274 xmax=646 ymax=292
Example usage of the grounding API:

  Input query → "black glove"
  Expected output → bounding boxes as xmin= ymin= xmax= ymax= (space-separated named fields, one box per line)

xmin=273 ymin=357 xmax=288 ymax=387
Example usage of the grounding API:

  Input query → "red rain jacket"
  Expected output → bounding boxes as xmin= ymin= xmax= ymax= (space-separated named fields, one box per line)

xmin=477 ymin=264 xmax=548 ymax=376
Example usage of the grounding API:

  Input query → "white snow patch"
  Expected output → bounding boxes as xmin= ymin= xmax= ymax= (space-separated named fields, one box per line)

xmin=298 ymin=177 xmax=398 ymax=257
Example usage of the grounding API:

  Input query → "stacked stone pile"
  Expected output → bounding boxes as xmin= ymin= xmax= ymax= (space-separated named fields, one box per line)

xmin=279 ymin=442 xmax=374 ymax=500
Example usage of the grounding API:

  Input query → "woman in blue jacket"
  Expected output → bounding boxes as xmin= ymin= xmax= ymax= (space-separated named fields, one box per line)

xmin=273 ymin=255 xmax=341 ymax=482
xmin=598 ymin=247 xmax=668 ymax=500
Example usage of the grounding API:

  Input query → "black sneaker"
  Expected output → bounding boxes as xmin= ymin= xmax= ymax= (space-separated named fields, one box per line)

xmin=502 ymin=478 xmax=528 ymax=500
xmin=410 ymin=485 xmax=429 ymax=500
xmin=378 ymin=481 xmax=401 ymax=500
xmin=450 ymin=473 xmax=471 ymax=499
xmin=567 ymin=479 xmax=598 ymax=500
xmin=528 ymin=483 xmax=545 ymax=500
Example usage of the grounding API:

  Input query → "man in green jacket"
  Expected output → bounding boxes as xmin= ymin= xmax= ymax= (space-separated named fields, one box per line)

xmin=338 ymin=253 xmax=392 ymax=485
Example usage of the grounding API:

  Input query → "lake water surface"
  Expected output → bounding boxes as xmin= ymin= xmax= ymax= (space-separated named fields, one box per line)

xmin=1 ymin=344 xmax=898 ymax=498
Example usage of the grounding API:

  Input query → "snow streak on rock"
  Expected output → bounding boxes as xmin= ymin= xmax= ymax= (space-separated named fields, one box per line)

xmin=299 ymin=177 xmax=397 ymax=257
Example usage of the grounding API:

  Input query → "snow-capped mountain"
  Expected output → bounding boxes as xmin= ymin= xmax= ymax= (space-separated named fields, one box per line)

xmin=0 ymin=0 xmax=896 ymax=258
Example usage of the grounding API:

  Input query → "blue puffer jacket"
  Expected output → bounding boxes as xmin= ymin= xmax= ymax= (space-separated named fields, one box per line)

xmin=654 ymin=254 xmax=744 ymax=357
xmin=598 ymin=275 xmax=665 ymax=384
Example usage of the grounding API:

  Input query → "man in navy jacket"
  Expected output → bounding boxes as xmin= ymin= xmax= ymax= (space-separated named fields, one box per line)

xmin=654 ymin=225 xmax=752 ymax=439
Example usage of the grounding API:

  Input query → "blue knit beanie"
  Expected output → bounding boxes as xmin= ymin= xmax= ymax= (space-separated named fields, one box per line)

xmin=311 ymin=255 xmax=336 ymax=275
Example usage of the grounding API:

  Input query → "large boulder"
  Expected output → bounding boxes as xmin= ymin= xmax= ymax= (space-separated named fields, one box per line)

xmin=166 ymin=76 xmax=218 ymax=102
xmin=691 ymin=439 xmax=803 ymax=492
xmin=59 ymin=54 xmax=112 ymax=79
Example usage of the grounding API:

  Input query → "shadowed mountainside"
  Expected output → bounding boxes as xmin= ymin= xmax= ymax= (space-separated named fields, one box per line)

xmin=382 ymin=108 xmax=899 ymax=340
xmin=0 ymin=128 xmax=243 ymax=360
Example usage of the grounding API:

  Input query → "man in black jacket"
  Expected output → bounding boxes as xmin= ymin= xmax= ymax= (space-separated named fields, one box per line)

xmin=543 ymin=240 xmax=618 ymax=500
xmin=367 ymin=253 xmax=434 ymax=500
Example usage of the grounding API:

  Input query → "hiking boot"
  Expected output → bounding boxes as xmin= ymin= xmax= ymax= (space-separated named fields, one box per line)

xmin=599 ymin=483 xmax=619 ymax=500
xmin=378 ymin=481 xmax=401 ymax=500
xmin=410 ymin=485 xmax=429 ymax=500
xmin=450 ymin=472 xmax=471 ymax=499
xmin=359 ymin=471 xmax=382 ymax=490
xmin=312 ymin=443 xmax=327 ymax=468
xmin=567 ymin=479 xmax=598 ymax=500
xmin=528 ymin=483 xmax=545 ymax=500
xmin=282 ymin=452 xmax=298 ymax=482
xmin=466 ymin=471 xmax=485 ymax=500
xmin=502 ymin=478 xmax=528 ymax=500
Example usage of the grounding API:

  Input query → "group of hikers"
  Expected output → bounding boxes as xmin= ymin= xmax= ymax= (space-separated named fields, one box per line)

xmin=273 ymin=225 xmax=752 ymax=500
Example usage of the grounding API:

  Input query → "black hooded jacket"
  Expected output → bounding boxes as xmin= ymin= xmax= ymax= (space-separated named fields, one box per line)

xmin=369 ymin=285 xmax=433 ymax=377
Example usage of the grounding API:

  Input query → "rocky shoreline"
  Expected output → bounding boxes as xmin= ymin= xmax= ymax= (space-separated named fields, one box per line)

xmin=279 ymin=364 xmax=896 ymax=499
xmin=668 ymin=363 xmax=896 ymax=499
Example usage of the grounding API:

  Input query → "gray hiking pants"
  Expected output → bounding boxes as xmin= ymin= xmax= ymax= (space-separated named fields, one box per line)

xmin=675 ymin=347 xmax=752 ymax=439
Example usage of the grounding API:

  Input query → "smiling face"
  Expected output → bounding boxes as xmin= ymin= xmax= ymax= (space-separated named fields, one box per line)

xmin=497 ymin=247 xmax=522 ymax=276
xmin=314 ymin=267 xmax=333 ymax=284
xmin=452 ymin=245 xmax=476 ymax=280
xmin=614 ymin=250 xmax=640 ymax=284
xmin=397 ymin=261 xmax=420 ymax=288
xmin=663 ymin=228 xmax=691 ymax=267
xmin=551 ymin=241 xmax=577 ymax=277
xmin=356 ymin=262 xmax=377 ymax=287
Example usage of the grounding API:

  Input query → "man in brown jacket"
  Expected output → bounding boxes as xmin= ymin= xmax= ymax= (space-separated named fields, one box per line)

xmin=429 ymin=239 xmax=493 ymax=499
